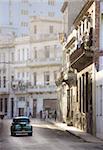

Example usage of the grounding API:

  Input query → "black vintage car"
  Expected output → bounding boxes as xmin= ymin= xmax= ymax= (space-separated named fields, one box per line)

xmin=10 ymin=116 xmax=32 ymax=136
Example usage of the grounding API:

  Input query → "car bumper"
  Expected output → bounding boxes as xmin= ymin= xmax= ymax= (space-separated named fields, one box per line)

xmin=14 ymin=130 xmax=32 ymax=134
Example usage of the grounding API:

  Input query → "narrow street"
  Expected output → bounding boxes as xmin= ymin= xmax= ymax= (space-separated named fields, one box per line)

xmin=0 ymin=119 xmax=103 ymax=150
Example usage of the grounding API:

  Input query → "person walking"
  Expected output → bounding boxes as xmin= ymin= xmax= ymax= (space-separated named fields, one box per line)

xmin=42 ymin=110 xmax=46 ymax=120
xmin=54 ymin=110 xmax=57 ymax=121
xmin=45 ymin=110 xmax=48 ymax=120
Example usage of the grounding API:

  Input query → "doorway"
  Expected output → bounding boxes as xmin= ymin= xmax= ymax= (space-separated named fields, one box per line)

xmin=18 ymin=108 xmax=24 ymax=116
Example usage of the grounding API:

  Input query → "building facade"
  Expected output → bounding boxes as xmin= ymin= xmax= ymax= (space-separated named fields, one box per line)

xmin=3 ymin=16 xmax=62 ymax=118
xmin=56 ymin=0 xmax=103 ymax=139
xmin=0 ymin=0 xmax=63 ymax=118
xmin=0 ymin=34 xmax=15 ymax=118
xmin=96 ymin=1 xmax=103 ymax=140
xmin=0 ymin=0 xmax=62 ymax=37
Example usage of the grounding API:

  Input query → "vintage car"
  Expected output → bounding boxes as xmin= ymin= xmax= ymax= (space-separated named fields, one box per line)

xmin=10 ymin=116 xmax=33 ymax=136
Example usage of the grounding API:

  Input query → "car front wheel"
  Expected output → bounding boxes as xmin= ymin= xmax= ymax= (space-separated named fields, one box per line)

xmin=11 ymin=131 xmax=16 ymax=136
xmin=28 ymin=132 xmax=32 ymax=136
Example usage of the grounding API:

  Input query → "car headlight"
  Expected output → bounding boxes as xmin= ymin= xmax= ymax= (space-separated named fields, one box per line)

xmin=15 ymin=124 xmax=21 ymax=130
xmin=25 ymin=125 xmax=32 ymax=129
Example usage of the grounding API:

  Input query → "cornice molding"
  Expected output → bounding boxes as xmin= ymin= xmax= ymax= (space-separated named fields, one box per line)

xmin=73 ymin=0 xmax=94 ymax=26
xmin=61 ymin=1 xmax=68 ymax=13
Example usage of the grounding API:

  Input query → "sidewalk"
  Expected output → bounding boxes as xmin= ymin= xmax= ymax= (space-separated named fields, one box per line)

xmin=47 ymin=119 xmax=103 ymax=143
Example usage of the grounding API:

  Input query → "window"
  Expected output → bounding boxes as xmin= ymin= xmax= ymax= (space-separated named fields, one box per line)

xmin=18 ymin=72 xmax=20 ymax=78
xmin=82 ymin=74 xmax=85 ymax=113
xmin=22 ymin=72 xmax=24 ymax=78
xmin=49 ymin=25 xmax=53 ymax=33
xmin=48 ymin=0 xmax=55 ymax=5
xmin=79 ymin=25 xmax=81 ymax=36
xmin=18 ymin=49 xmax=20 ymax=61
xmin=3 ymin=53 xmax=5 ymax=62
xmin=86 ymin=19 xmax=89 ymax=29
xmin=21 ymin=22 xmax=28 ymax=27
xmin=4 ymin=98 xmax=8 ymax=114
xmin=3 ymin=76 xmax=6 ymax=88
xmin=19 ymin=97 xmax=25 ymax=101
xmin=11 ymin=76 xmax=14 ymax=81
xmin=22 ymin=0 xmax=28 ymax=3
xmin=79 ymin=77 xmax=81 ymax=112
xmin=45 ymin=46 xmax=50 ymax=58
xmin=100 ymin=85 xmax=103 ymax=116
xmin=44 ymin=72 xmax=50 ymax=85
xmin=86 ymin=72 xmax=88 ymax=112
xmin=34 ymin=25 xmax=37 ymax=34
xmin=0 ymin=76 xmax=1 ymax=88
xmin=48 ymin=12 xmax=54 ymax=17
xmin=34 ymin=47 xmax=37 ymax=59
xmin=11 ymin=52 xmax=14 ymax=62
xmin=3 ymin=68 xmax=6 ymax=74
xmin=9 ymin=22 xmax=13 ymax=25
xmin=27 ymin=72 xmax=29 ymax=79
xmin=21 ymin=9 xmax=28 ymax=15
xmin=33 ymin=72 xmax=36 ymax=86
xmin=27 ymin=48 xmax=29 ymax=59
xmin=0 ymin=99 xmax=3 ymax=112
xmin=83 ymin=21 xmax=84 ymax=33
xmin=22 ymin=49 xmax=25 ymax=61
xmin=76 ymin=80 xmax=78 ymax=102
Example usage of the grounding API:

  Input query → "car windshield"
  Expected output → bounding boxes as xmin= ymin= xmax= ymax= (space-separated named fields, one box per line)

xmin=13 ymin=118 xmax=29 ymax=123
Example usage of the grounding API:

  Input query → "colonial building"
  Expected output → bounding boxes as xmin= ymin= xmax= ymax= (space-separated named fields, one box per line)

xmin=0 ymin=0 xmax=62 ymax=37
xmin=56 ymin=0 xmax=103 ymax=139
xmin=0 ymin=33 xmax=15 ymax=118
xmin=10 ymin=16 xmax=62 ymax=118
xmin=0 ymin=1 xmax=63 ymax=118
xmin=96 ymin=1 xmax=103 ymax=140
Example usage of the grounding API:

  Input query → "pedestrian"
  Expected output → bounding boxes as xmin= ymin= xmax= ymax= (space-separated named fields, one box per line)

xmin=29 ymin=112 xmax=32 ymax=118
xmin=54 ymin=110 xmax=57 ymax=121
xmin=42 ymin=110 xmax=46 ymax=120
xmin=45 ymin=110 xmax=48 ymax=120
xmin=40 ymin=110 xmax=42 ymax=119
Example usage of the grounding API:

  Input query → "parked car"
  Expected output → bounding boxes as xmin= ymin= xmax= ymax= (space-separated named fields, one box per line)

xmin=10 ymin=116 xmax=32 ymax=136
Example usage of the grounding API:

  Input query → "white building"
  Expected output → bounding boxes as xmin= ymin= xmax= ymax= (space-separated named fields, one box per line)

xmin=96 ymin=1 xmax=103 ymax=140
xmin=0 ymin=0 xmax=62 ymax=37
xmin=9 ymin=16 xmax=62 ymax=118
xmin=0 ymin=0 xmax=63 ymax=118
xmin=0 ymin=34 xmax=15 ymax=118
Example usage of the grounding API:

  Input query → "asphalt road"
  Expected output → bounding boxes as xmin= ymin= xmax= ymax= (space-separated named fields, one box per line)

xmin=0 ymin=119 xmax=103 ymax=150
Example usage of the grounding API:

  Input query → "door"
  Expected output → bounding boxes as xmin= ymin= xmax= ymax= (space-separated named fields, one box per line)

xmin=11 ymin=98 xmax=14 ymax=118
xmin=18 ymin=108 xmax=24 ymax=116
xmin=33 ymin=99 xmax=37 ymax=118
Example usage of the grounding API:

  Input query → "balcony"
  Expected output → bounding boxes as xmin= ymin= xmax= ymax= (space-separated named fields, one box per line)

xmin=28 ymin=84 xmax=56 ymax=93
xmin=69 ymin=27 xmax=94 ymax=72
xmin=31 ymin=33 xmax=58 ymax=42
xmin=60 ymin=66 xmax=77 ymax=86
xmin=70 ymin=43 xmax=94 ymax=72
xmin=14 ymin=61 xmax=28 ymax=68
xmin=0 ymin=88 xmax=9 ymax=94
xmin=27 ymin=57 xmax=62 ymax=67
xmin=12 ymin=81 xmax=57 ymax=94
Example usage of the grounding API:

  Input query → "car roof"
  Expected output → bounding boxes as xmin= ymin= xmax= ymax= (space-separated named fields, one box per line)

xmin=13 ymin=116 xmax=29 ymax=120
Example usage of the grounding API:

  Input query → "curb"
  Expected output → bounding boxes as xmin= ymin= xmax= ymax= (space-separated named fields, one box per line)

xmin=47 ymin=120 xmax=103 ymax=143
xmin=65 ymin=129 xmax=85 ymax=141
